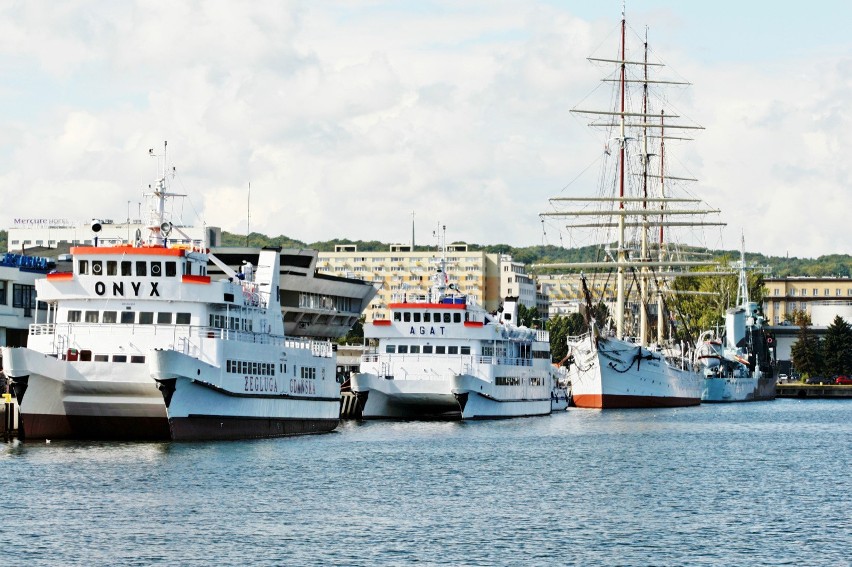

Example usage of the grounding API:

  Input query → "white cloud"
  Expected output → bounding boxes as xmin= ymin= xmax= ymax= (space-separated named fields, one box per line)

xmin=0 ymin=1 xmax=849 ymax=259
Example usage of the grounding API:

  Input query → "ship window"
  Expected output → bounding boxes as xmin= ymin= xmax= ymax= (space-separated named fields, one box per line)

xmin=91 ymin=261 xmax=103 ymax=275
xmin=443 ymin=313 xmax=451 ymax=323
xmin=94 ymin=354 xmax=109 ymax=362
xmin=103 ymin=311 xmax=117 ymax=323
xmin=224 ymin=293 xmax=235 ymax=302
xmin=176 ymin=313 xmax=191 ymax=324
xmin=130 ymin=355 xmax=145 ymax=363
xmin=120 ymin=311 xmax=135 ymax=324
xmin=157 ymin=312 xmax=172 ymax=324
xmin=394 ymin=312 xmax=401 ymax=321
xmin=121 ymin=261 xmax=132 ymax=276
xmin=385 ymin=345 xmax=396 ymax=353
xmin=85 ymin=311 xmax=99 ymax=323
xmin=136 ymin=261 xmax=147 ymax=276
xmin=165 ymin=261 xmax=177 ymax=277
xmin=79 ymin=350 xmax=92 ymax=361
xmin=423 ymin=345 xmax=433 ymax=354
xmin=112 ymin=355 xmax=127 ymax=363
xmin=460 ymin=346 xmax=471 ymax=355
xmin=435 ymin=346 xmax=446 ymax=354
xmin=151 ymin=261 xmax=162 ymax=277
xmin=403 ymin=312 xmax=411 ymax=322
xmin=252 ymin=362 xmax=258 ymax=375
xmin=423 ymin=313 xmax=431 ymax=322
xmin=67 ymin=310 xmax=81 ymax=322
xmin=413 ymin=312 xmax=421 ymax=323
xmin=482 ymin=346 xmax=493 ymax=357
xmin=241 ymin=361 xmax=248 ymax=374
xmin=448 ymin=346 xmax=459 ymax=355
xmin=139 ymin=312 xmax=154 ymax=324
xmin=410 ymin=345 xmax=420 ymax=354
xmin=78 ymin=260 xmax=89 ymax=275
xmin=106 ymin=261 xmax=118 ymax=276
xmin=398 ymin=345 xmax=408 ymax=354
xmin=453 ymin=313 xmax=461 ymax=323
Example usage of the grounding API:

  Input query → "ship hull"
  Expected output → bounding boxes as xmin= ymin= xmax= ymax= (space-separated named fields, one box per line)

xmin=351 ymin=371 xmax=552 ymax=419
xmin=351 ymin=373 xmax=461 ymax=419
xmin=568 ymin=337 xmax=702 ymax=409
xmin=701 ymin=374 xmax=777 ymax=403
xmin=1 ymin=346 xmax=168 ymax=440
xmin=151 ymin=349 xmax=339 ymax=441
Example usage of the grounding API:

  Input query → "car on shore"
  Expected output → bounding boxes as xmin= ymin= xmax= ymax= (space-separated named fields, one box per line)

xmin=805 ymin=376 xmax=831 ymax=385
xmin=834 ymin=375 xmax=852 ymax=385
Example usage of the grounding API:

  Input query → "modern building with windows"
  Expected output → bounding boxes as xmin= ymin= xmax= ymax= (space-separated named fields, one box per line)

xmin=7 ymin=218 xmax=221 ymax=252
xmin=762 ymin=276 xmax=852 ymax=325
xmin=317 ymin=244 xmax=511 ymax=322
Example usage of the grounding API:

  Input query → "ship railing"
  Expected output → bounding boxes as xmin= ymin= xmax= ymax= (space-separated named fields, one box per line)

xmin=360 ymin=352 xmax=532 ymax=368
xmin=28 ymin=323 xmax=333 ymax=357
xmin=535 ymin=330 xmax=550 ymax=342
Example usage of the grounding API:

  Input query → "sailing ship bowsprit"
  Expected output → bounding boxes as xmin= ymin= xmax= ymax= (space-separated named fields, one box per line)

xmin=537 ymin=7 xmax=726 ymax=408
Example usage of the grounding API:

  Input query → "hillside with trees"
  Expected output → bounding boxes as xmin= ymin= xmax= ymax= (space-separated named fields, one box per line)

xmin=3 ymin=229 xmax=850 ymax=277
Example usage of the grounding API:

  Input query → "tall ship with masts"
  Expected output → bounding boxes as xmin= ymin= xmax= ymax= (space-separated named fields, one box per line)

xmin=537 ymin=8 xmax=722 ymax=408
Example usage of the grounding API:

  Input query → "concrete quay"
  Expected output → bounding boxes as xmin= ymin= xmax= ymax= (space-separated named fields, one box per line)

xmin=776 ymin=384 xmax=852 ymax=399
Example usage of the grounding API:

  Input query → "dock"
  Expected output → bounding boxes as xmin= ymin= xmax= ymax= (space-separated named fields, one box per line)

xmin=2 ymin=394 xmax=19 ymax=441
xmin=776 ymin=384 xmax=852 ymax=399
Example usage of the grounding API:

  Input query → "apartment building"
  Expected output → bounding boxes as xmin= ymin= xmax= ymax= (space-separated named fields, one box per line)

xmin=317 ymin=244 xmax=515 ymax=322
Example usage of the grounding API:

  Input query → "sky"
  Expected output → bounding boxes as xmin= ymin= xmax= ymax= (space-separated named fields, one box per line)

xmin=1 ymin=0 xmax=850 ymax=259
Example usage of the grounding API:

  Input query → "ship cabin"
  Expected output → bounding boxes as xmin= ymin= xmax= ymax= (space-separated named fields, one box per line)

xmin=364 ymin=294 xmax=550 ymax=369
xmin=29 ymin=244 xmax=282 ymax=363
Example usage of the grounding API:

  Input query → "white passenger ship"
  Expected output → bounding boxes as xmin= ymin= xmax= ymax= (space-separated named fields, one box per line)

xmin=1 ymin=148 xmax=338 ymax=440
xmin=351 ymin=231 xmax=554 ymax=420
xmin=150 ymin=247 xmax=339 ymax=440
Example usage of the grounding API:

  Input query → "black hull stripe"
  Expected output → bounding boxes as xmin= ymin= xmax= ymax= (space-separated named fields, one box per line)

xmin=169 ymin=416 xmax=338 ymax=441
xmin=185 ymin=378 xmax=339 ymax=402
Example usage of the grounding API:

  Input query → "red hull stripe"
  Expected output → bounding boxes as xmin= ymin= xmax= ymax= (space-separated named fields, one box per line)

xmin=463 ymin=321 xmax=484 ymax=327
xmin=573 ymin=393 xmax=700 ymax=409
xmin=181 ymin=274 xmax=211 ymax=284
xmin=388 ymin=303 xmax=465 ymax=310
xmin=372 ymin=320 xmax=392 ymax=326
xmin=46 ymin=272 xmax=74 ymax=281
xmin=71 ymin=246 xmax=186 ymax=257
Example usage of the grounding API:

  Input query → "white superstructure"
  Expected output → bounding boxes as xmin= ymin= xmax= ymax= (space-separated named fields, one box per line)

xmin=1 ymin=145 xmax=339 ymax=440
xmin=351 ymin=228 xmax=554 ymax=420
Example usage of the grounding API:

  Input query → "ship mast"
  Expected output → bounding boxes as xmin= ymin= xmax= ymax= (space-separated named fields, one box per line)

xmin=657 ymin=111 xmax=667 ymax=343
xmin=735 ymin=232 xmax=749 ymax=306
xmin=639 ymin=26 xmax=650 ymax=346
xmin=615 ymin=5 xmax=627 ymax=339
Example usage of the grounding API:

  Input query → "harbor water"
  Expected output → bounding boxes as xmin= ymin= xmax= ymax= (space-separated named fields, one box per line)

xmin=2 ymin=399 xmax=850 ymax=566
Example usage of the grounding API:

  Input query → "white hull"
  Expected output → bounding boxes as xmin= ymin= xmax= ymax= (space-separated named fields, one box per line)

xmin=151 ymin=345 xmax=339 ymax=440
xmin=701 ymin=376 xmax=760 ymax=402
xmin=352 ymin=370 xmax=552 ymax=419
xmin=0 ymin=346 xmax=168 ymax=439
xmin=568 ymin=336 xmax=702 ymax=409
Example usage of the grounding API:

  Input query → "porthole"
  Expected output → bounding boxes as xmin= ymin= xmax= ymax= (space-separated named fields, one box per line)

xmin=151 ymin=263 xmax=161 ymax=275
xmin=92 ymin=263 xmax=102 ymax=274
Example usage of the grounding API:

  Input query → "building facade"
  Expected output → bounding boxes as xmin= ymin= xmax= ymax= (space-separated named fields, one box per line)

xmin=317 ymin=245 xmax=505 ymax=322
xmin=762 ymin=277 xmax=852 ymax=325
xmin=8 ymin=218 xmax=221 ymax=252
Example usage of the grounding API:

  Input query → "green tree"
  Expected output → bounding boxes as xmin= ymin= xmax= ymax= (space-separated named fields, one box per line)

xmin=784 ymin=309 xmax=812 ymax=326
xmin=517 ymin=303 xmax=539 ymax=328
xmin=547 ymin=313 xmax=586 ymax=363
xmin=337 ymin=316 xmax=365 ymax=345
xmin=820 ymin=315 xmax=852 ymax=377
xmin=790 ymin=322 xmax=823 ymax=379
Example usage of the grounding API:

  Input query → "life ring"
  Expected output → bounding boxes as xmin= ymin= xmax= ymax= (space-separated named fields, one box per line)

xmin=767 ymin=337 xmax=774 ymax=345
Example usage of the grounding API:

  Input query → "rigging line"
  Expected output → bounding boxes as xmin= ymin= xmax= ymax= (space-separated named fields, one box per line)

xmin=550 ymin=151 xmax=607 ymax=197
